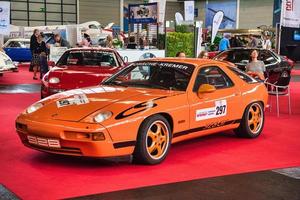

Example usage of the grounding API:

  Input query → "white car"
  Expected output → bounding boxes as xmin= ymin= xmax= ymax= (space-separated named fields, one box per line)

xmin=0 ymin=51 xmax=18 ymax=76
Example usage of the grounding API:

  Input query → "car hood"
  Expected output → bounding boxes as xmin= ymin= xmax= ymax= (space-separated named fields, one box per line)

xmin=48 ymin=66 xmax=119 ymax=89
xmin=29 ymin=85 xmax=179 ymax=122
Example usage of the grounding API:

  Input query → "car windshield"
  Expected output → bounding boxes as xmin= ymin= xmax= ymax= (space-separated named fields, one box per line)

xmin=102 ymin=61 xmax=195 ymax=91
xmin=215 ymin=50 xmax=251 ymax=64
xmin=57 ymin=50 xmax=118 ymax=67
xmin=7 ymin=41 xmax=30 ymax=48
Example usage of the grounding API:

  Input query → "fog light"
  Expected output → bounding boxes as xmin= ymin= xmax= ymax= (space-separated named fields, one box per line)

xmin=92 ymin=132 xmax=105 ymax=141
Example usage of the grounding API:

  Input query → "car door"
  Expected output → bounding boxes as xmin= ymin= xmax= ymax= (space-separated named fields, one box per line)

xmin=188 ymin=65 xmax=241 ymax=131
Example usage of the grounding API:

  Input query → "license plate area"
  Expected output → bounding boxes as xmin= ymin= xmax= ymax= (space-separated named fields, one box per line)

xmin=27 ymin=135 xmax=61 ymax=148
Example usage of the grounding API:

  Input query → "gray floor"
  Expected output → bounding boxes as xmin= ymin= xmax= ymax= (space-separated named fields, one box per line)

xmin=0 ymin=84 xmax=40 ymax=94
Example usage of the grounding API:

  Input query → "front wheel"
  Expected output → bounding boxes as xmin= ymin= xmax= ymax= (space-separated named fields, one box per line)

xmin=234 ymin=102 xmax=264 ymax=138
xmin=133 ymin=115 xmax=172 ymax=165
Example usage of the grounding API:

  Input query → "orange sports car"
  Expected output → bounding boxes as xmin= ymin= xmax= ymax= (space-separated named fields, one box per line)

xmin=16 ymin=58 xmax=268 ymax=164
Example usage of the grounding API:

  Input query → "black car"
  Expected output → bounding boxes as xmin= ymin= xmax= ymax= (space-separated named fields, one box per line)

xmin=214 ymin=48 xmax=292 ymax=85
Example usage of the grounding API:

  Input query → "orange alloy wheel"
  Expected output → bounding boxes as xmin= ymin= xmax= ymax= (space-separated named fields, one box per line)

xmin=247 ymin=103 xmax=263 ymax=134
xmin=146 ymin=120 xmax=169 ymax=160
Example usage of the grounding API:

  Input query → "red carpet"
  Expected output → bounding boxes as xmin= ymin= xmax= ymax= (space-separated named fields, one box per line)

xmin=291 ymin=69 xmax=300 ymax=76
xmin=0 ymin=65 xmax=41 ymax=85
xmin=0 ymin=83 xmax=300 ymax=199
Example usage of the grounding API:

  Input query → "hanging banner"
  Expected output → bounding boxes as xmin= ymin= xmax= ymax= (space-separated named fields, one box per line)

xmin=0 ymin=1 xmax=10 ymax=35
xmin=211 ymin=11 xmax=224 ymax=44
xmin=205 ymin=0 xmax=236 ymax=29
xmin=280 ymin=0 xmax=300 ymax=28
xmin=195 ymin=21 xmax=203 ymax=57
xmin=149 ymin=0 xmax=166 ymax=33
xmin=128 ymin=3 xmax=158 ymax=24
xmin=184 ymin=1 xmax=195 ymax=21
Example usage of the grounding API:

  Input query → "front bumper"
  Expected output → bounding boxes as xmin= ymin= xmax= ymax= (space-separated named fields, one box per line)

xmin=41 ymin=84 xmax=65 ymax=98
xmin=16 ymin=117 xmax=135 ymax=157
xmin=0 ymin=66 xmax=18 ymax=73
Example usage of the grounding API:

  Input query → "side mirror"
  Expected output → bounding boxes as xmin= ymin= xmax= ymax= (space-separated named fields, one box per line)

xmin=197 ymin=84 xmax=216 ymax=97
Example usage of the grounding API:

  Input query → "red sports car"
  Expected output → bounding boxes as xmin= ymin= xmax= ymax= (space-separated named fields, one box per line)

xmin=41 ymin=48 xmax=126 ymax=98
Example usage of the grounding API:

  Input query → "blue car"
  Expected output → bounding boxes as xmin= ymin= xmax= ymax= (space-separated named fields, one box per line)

xmin=3 ymin=38 xmax=32 ymax=62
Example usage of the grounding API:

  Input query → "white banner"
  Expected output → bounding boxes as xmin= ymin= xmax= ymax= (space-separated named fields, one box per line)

xmin=149 ymin=0 xmax=166 ymax=34
xmin=281 ymin=0 xmax=300 ymax=28
xmin=196 ymin=21 xmax=203 ymax=57
xmin=184 ymin=1 xmax=194 ymax=22
xmin=211 ymin=11 xmax=224 ymax=44
xmin=0 ymin=1 xmax=10 ymax=35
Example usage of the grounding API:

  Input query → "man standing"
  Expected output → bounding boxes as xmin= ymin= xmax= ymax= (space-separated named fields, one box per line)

xmin=219 ymin=34 xmax=231 ymax=51
xmin=54 ymin=33 xmax=71 ymax=48
xmin=249 ymin=34 xmax=259 ymax=48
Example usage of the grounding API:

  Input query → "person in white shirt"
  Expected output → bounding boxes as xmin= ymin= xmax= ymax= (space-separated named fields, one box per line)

xmin=263 ymin=36 xmax=272 ymax=50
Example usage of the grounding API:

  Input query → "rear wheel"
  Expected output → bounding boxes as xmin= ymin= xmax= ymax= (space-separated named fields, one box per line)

xmin=133 ymin=115 xmax=171 ymax=165
xmin=235 ymin=102 xmax=264 ymax=138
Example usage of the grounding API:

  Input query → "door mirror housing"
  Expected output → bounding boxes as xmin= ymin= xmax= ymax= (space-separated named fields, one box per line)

xmin=197 ymin=84 xmax=216 ymax=97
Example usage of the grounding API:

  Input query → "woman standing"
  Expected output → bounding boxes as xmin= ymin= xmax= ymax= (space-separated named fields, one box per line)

xmin=38 ymin=34 xmax=49 ymax=79
xmin=30 ymin=29 xmax=40 ymax=79
xmin=246 ymin=50 xmax=266 ymax=80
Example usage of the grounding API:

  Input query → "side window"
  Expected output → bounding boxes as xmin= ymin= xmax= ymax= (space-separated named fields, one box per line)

xmin=194 ymin=66 xmax=234 ymax=91
xmin=7 ymin=41 xmax=21 ymax=48
xmin=260 ymin=50 xmax=277 ymax=65
xmin=229 ymin=67 xmax=257 ymax=83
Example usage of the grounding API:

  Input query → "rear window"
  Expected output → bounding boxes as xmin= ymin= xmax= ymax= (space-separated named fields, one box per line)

xmin=229 ymin=67 xmax=257 ymax=83
xmin=57 ymin=50 xmax=118 ymax=67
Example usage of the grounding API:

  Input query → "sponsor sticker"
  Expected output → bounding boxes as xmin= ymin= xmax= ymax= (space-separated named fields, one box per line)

xmin=56 ymin=94 xmax=89 ymax=108
xmin=196 ymin=100 xmax=227 ymax=121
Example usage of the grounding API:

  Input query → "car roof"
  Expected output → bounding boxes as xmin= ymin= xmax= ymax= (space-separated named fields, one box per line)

xmin=142 ymin=57 xmax=227 ymax=68
xmin=6 ymin=38 xmax=30 ymax=42
xmin=226 ymin=47 xmax=264 ymax=50
xmin=67 ymin=47 xmax=117 ymax=52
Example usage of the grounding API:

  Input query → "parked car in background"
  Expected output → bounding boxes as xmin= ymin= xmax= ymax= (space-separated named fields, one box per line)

xmin=214 ymin=48 xmax=293 ymax=85
xmin=0 ymin=51 xmax=18 ymax=76
xmin=3 ymin=38 xmax=32 ymax=62
xmin=41 ymin=48 xmax=126 ymax=98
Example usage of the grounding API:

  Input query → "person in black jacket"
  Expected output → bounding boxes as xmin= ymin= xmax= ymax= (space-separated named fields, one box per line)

xmin=39 ymin=33 xmax=49 ymax=79
xmin=29 ymin=29 xmax=40 ymax=74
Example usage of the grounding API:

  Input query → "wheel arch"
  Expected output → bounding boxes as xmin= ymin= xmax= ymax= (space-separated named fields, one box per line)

xmin=137 ymin=112 xmax=174 ymax=139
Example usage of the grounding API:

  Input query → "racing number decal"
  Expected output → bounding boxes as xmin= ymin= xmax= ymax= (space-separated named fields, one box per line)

xmin=216 ymin=105 xmax=226 ymax=115
xmin=215 ymin=100 xmax=227 ymax=117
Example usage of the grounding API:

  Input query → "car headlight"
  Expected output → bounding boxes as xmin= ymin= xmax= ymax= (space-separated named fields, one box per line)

xmin=26 ymin=102 xmax=43 ymax=114
xmin=94 ymin=111 xmax=112 ymax=123
xmin=49 ymin=77 xmax=60 ymax=84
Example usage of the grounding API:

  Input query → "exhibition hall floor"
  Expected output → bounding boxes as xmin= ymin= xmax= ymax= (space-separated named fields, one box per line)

xmin=0 ymin=65 xmax=300 ymax=199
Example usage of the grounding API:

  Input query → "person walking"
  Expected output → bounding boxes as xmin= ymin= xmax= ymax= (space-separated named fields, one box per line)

xmin=219 ymin=34 xmax=231 ymax=51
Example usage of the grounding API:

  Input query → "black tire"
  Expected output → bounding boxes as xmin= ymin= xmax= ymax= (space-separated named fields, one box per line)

xmin=133 ymin=114 xmax=172 ymax=165
xmin=234 ymin=102 xmax=264 ymax=138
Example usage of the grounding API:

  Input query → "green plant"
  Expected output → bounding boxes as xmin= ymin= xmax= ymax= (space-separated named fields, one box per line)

xmin=166 ymin=32 xmax=194 ymax=57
